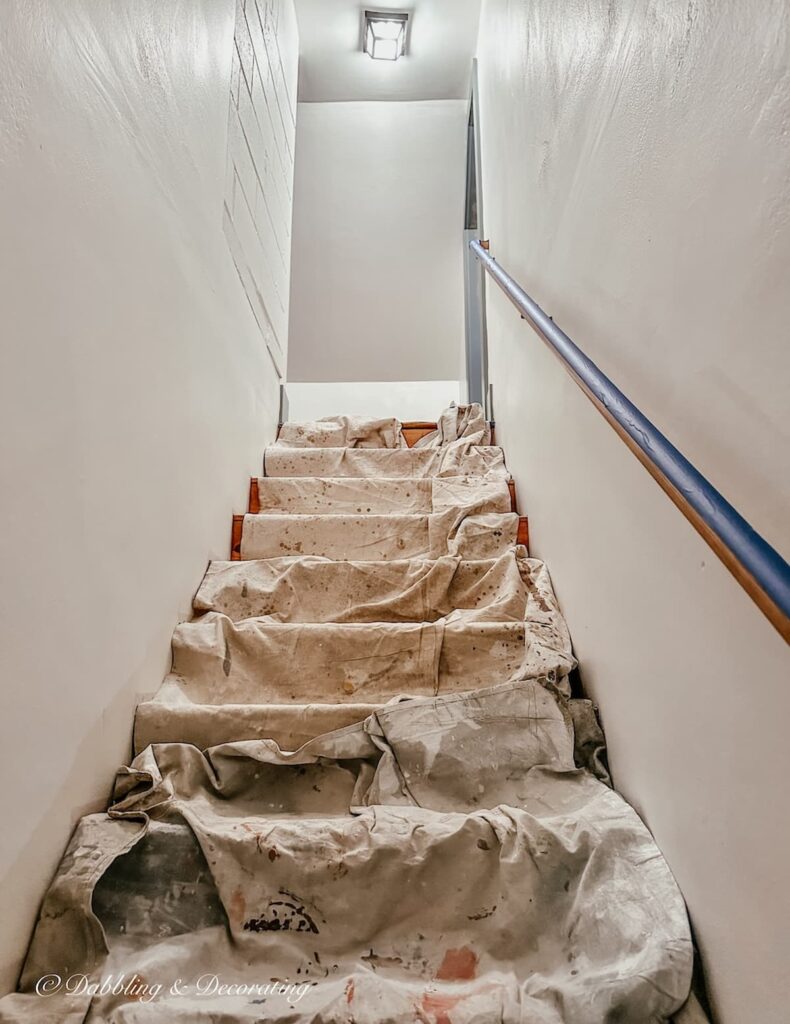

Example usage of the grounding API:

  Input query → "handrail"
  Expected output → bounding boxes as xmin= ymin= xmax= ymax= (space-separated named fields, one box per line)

xmin=470 ymin=239 xmax=790 ymax=644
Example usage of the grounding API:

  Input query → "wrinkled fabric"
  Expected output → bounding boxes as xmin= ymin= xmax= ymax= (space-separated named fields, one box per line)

xmin=274 ymin=415 xmax=405 ymax=449
xmin=273 ymin=406 xmax=490 ymax=452
xmin=195 ymin=552 xmax=537 ymax=623
xmin=414 ymin=402 xmax=492 ymax=447
xmin=2 ymin=405 xmax=693 ymax=1024
xmin=263 ymin=443 xmax=508 ymax=479
xmin=142 ymin=617 xmax=566 ymax=733
xmin=167 ymin=618 xmax=528 ymax=701
xmin=135 ymin=550 xmax=574 ymax=752
xmin=11 ymin=683 xmax=692 ymax=1024
xmin=239 ymin=510 xmax=520 ymax=561
xmin=255 ymin=475 xmax=512 ymax=515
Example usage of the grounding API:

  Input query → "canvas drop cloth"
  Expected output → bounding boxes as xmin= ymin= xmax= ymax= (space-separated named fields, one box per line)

xmin=274 ymin=416 xmax=406 ymax=449
xmin=263 ymin=444 xmax=508 ymax=480
xmin=7 ymin=681 xmax=691 ymax=1024
xmin=254 ymin=476 xmax=512 ymax=516
xmin=413 ymin=403 xmax=492 ymax=448
xmin=1 ymin=405 xmax=694 ymax=1023
xmin=134 ymin=548 xmax=574 ymax=751
xmin=193 ymin=552 xmax=541 ymax=624
xmin=272 ymin=405 xmax=491 ymax=452
xmin=239 ymin=511 xmax=520 ymax=561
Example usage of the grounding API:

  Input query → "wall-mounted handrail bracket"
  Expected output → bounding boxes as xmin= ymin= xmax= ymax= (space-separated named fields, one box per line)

xmin=470 ymin=238 xmax=790 ymax=644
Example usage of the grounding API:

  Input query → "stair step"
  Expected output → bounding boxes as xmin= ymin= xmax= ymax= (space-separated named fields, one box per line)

xmin=248 ymin=475 xmax=516 ymax=515
xmin=274 ymin=419 xmax=496 ymax=450
xmin=139 ymin=549 xmax=569 ymax=749
xmin=134 ymin=697 xmax=379 ymax=751
xmin=196 ymin=552 xmax=541 ymax=623
xmin=166 ymin=618 xmax=530 ymax=702
xmin=263 ymin=444 xmax=507 ymax=478
xmin=93 ymin=819 xmax=225 ymax=942
xmin=231 ymin=512 xmax=528 ymax=559
xmin=233 ymin=511 xmax=523 ymax=561
xmin=275 ymin=415 xmax=404 ymax=449
xmin=136 ymin=613 xmax=574 ymax=748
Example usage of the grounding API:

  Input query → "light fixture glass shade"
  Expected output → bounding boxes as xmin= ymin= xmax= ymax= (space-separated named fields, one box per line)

xmin=364 ymin=12 xmax=408 ymax=61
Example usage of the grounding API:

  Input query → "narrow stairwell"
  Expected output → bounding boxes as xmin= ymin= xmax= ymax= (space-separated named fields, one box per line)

xmin=1 ymin=405 xmax=698 ymax=1023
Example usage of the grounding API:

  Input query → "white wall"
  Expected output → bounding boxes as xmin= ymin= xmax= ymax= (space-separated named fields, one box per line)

xmin=225 ymin=0 xmax=298 ymax=374
xmin=285 ymin=380 xmax=460 ymax=420
xmin=476 ymin=2 xmax=790 ymax=1021
xmin=288 ymin=100 xmax=467 ymax=383
xmin=0 ymin=0 xmax=296 ymax=993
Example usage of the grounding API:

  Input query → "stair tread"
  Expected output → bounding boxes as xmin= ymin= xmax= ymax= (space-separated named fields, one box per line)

xmin=239 ymin=510 xmax=520 ymax=560
xmin=134 ymin=697 xmax=380 ymax=751
xmin=197 ymin=551 xmax=538 ymax=622
xmin=274 ymin=409 xmax=492 ymax=451
xmin=167 ymin=618 xmax=537 ymax=702
xmin=263 ymin=444 xmax=507 ymax=478
xmin=275 ymin=414 xmax=405 ymax=449
xmin=252 ymin=474 xmax=514 ymax=515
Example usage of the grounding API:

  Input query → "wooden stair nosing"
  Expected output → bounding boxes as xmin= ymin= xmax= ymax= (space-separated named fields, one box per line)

xmin=401 ymin=423 xmax=436 ymax=448
xmin=401 ymin=422 xmax=497 ymax=447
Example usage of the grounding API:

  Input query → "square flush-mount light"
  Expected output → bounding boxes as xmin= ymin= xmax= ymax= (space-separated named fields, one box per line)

xmin=364 ymin=11 xmax=408 ymax=61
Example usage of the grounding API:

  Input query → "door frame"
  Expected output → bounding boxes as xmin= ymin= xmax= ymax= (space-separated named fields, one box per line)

xmin=462 ymin=59 xmax=490 ymax=415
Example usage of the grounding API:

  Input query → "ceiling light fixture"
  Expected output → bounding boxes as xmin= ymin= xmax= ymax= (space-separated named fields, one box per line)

xmin=363 ymin=11 xmax=408 ymax=61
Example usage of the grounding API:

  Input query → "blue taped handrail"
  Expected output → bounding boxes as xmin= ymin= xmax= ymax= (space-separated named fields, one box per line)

xmin=470 ymin=239 xmax=790 ymax=643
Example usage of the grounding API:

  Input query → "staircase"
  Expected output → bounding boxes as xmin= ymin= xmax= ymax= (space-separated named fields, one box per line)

xmin=1 ymin=405 xmax=700 ymax=1023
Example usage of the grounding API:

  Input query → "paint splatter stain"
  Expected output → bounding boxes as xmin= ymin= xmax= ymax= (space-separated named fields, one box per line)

xmin=362 ymin=950 xmax=404 ymax=970
xmin=229 ymin=887 xmax=246 ymax=924
xmin=243 ymin=894 xmax=319 ymax=934
xmin=467 ymin=905 xmax=497 ymax=921
xmin=419 ymin=991 xmax=463 ymax=1024
xmin=436 ymin=947 xmax=478 ymax=981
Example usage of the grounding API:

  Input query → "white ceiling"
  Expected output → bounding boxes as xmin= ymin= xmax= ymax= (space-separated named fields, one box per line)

xmin=293 ymin=0 xmax=482 ymax=102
